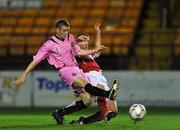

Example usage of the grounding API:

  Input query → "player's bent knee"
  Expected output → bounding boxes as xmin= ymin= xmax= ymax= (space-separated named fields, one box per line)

xmin=96 ymin=84 xmax=105 ymax=90
xmin=73 ymin=76 xmax=88 ymax=88
xmin=79 ymin=92 xmax=92 ymax=106
xmin=82 ymin=96 xmax=92 ymax=106
xmin=82 ymin=99 xmax=92 ymax=106
xmin=107 ymin=100 xmax=118 ymax=113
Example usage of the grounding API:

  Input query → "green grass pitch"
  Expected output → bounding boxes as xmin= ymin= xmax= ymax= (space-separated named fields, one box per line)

xmin=0 ymin=107 xmax=180 ymax=130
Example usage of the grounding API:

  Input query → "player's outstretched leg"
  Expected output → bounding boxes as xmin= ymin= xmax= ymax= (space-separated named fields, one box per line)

xmin=52 ymin=100 xmax=87 ymax=125
xmin=70 ymin=99 xmax=118 ymax=125
xmin=104 ymin=112 xmax=117 ymax=122
xmin=84 ymin=80 xmax=120 ymax=100
xmin=70 ymin=111 xmax=117 ymax=125
xmin=52 ymin=110 xmax=64 ymax=125
xmin=108 ymin=80 xmax=120 ymax=100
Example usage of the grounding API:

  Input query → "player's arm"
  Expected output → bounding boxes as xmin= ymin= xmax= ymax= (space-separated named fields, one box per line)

xmin=15 ymin=42 xmax=49 ymax=87
xmin=77 ymin=45 xmax=106 ymax=56
xmin=15 ymin=60 xmax=38 ymax=86
xmin=94 ymin=23 xmax=101 ymax=58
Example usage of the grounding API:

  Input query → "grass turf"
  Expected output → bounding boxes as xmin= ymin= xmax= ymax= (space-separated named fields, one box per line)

xmin=0 ymin=107 xmax=180 ymax=130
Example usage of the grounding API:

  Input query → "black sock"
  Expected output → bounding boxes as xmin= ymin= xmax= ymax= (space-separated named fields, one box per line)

xmin=84 ymin=83 xmax=109 ymax=98
xmin=57 ymin=100 xmax=87 ymax=116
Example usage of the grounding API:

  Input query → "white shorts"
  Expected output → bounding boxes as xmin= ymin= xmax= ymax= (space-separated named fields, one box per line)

xmin=85 ymin=71 xmax=109 ymax=91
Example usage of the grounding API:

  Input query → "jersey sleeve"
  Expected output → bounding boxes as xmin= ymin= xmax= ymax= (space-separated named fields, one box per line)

xmin=33 ymin=41 xmax=50 ymax=63
xmin=72 ymin=44 xmax=80 ymax=55
xmin=70 ymin=34 xmax=81 ymax=55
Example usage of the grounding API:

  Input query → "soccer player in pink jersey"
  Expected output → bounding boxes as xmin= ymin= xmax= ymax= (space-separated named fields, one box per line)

xmin=15 ymin=19 xmax=119 ymax=125
xmin=71 ymin=24 xmax=118 ymax=124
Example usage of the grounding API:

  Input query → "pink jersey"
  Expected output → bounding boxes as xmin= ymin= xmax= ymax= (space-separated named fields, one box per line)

xmin=33 ymin=34 xmax=89 ymax=94
xmin=33 ymin=34 xmax=80 ymax=69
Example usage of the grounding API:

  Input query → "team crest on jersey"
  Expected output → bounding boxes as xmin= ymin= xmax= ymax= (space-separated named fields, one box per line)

xmin=71 ymin=42 xmax=74 ymax=48
xmin=72 ymin=72 xmax=77 ymax=76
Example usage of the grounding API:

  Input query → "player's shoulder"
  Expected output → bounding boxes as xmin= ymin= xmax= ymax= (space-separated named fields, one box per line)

xmin=67 ymin=33 xmax=75 ymax=41
xmin=68 ymin=33 xmax=74 ymax=38
xmin=42 ymin=36 xmax=55 ymax=47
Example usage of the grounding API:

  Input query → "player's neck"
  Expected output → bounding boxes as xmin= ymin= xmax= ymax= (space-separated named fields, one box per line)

xmin=55 ymin=34 xmax=65 ymax=41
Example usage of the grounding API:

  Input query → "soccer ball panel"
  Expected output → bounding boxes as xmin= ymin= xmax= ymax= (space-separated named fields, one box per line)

xmin=129 ymin=104 xmax=146 ymax=121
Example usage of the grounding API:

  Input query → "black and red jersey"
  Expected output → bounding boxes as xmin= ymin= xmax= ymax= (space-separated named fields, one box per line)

xmin=76 ymin=55 xmax=100 ymax=73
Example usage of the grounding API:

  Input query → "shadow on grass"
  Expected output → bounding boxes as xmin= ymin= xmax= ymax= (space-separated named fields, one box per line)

xmin=96 ymin=123 xmax=135 ymax=129
xmin=0 ymin=123 xmax=135 ymax=129
xmin=0 ymin=124 xmax=57 ymax=129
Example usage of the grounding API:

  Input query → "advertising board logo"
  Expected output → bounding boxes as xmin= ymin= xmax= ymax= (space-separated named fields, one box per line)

xmin=37 ymin=77 xmax=69 ymax=93
xmin=0 ymin=75 xmax=20 ymax=105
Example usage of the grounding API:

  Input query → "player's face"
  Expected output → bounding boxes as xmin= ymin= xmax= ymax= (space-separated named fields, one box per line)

xmin=76 ymin=35 xmax=90 ymax=50
xmin=56 ymin=26 xmax=70 ymax=39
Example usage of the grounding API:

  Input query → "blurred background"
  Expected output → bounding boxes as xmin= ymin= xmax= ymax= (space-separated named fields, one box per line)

xmin=0 ymin=0 xmax=180 ymax=108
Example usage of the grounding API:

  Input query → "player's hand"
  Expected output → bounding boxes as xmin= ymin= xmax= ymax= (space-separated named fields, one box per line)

xmin=94 ymin=23 xmax=101 ymax=33
xmin=94 ymin=45 xmax=107 ymax=53
xmin=15 ymin=75 xmax=26 ymax=87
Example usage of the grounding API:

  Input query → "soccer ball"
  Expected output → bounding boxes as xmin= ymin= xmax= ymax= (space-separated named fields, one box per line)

xmin=129 ymin=104 xmax=146 ymax=122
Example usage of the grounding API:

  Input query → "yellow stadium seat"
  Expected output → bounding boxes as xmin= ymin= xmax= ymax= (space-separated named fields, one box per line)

xmin=92 ymin=0 xmax=108 ymax=8
xmin=7 ymin=8 xmax=22 ymax=17
xmin=113 ymin=45 xmax=129 ymax=55
xmin=55 ymin=9 xmax=73 ymax=17
xmin=83 ymin=28 xmax=94 ymax=34
xmin=1 ymin=18 xmax=17 ymax=26
xmin=27 ymin=35 xmax=46 ymax=55
xmin=121 ymin=18 xmax=138 ymax=28
xmin=9 ymin=36 xmax=26 ymax=45
xmin=89 ymin=9 xmax=106 ymax=17
xmin=0 ymin=38 xmax=7 ymax=55
xmin=23 ymin=9 xmax=38 ymax=16
xmin=38 ymin=9 xmax=56 ymax=16
xmin=10 ymin=47 xmax=24 ymax=55
xmin=101 ymin=34 xmax=113 ymax=45
xmin=106 ymin=9 xmax=123 ymax=18
xmin=70 ymin=17 xmax=85 ymax=27
xmin=124 ymin=10 xmax=140 ymax=18
xmin=59 ymin=0 xmax=75 ymax=8
xmin=42 ymin=0 xmax=59 ymax=8
xmin=17 ymin=18 xmax=34 ymax=26
xmin=14 ymin=27 xmax=31 ymax=34
xmin=0 ymin=9 xmax=7 ymax=17
xmin=27 ymin=35 xmax=46 ymax=45
xmin=0 ymin=0 xmax=143 ymax=56
xmin=27 ymin=47 xmax=40 ymax=55
xmin=0 ymin=36 xmax=9 ymax=45
xmin=0 ymin=27 xmax=13 ymax=34
xmin=34 ymin=17 xmax=52 ymax=26
xmin=116 ymin=27 xmax=134 ymax=34
xmin=86 ymin=18 xmax=103 ymax=27
xmin=76 ymin=1 xmax=93 ymax=8
xmin=49 ymin=27 xmax=55 ymax=34
xmin=110 ymin=0 xmax=126 ymax=7
xmin=127 ymin=0 xmax=143 ymax=8
xmin=70 ymin=28 xmax=82 ymax=35
xmin=72 ymin=9 xmax=88 ymax=17
xmin=9 ymin=36 xmax=26 ymax=55
xmin=113 ymin=35 xmax=132 ymax=45
xmin=31 ymin=27 xmax=48 ymax=34
xmin=175 ymin=35 xmax=180 ymax=55
xmin=0 ymin=46 xmax=7 ymax=56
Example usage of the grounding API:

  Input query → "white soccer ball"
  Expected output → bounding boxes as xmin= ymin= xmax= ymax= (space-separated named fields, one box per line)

xmin=129 ymin=104 xmax=146 ymax=122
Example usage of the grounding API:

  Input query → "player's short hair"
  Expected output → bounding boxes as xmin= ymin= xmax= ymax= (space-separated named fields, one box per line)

xmin=76 ymin=33 xmax=89 ymax=39
xmin=56 ymin=19 xmax=70 ymax=28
